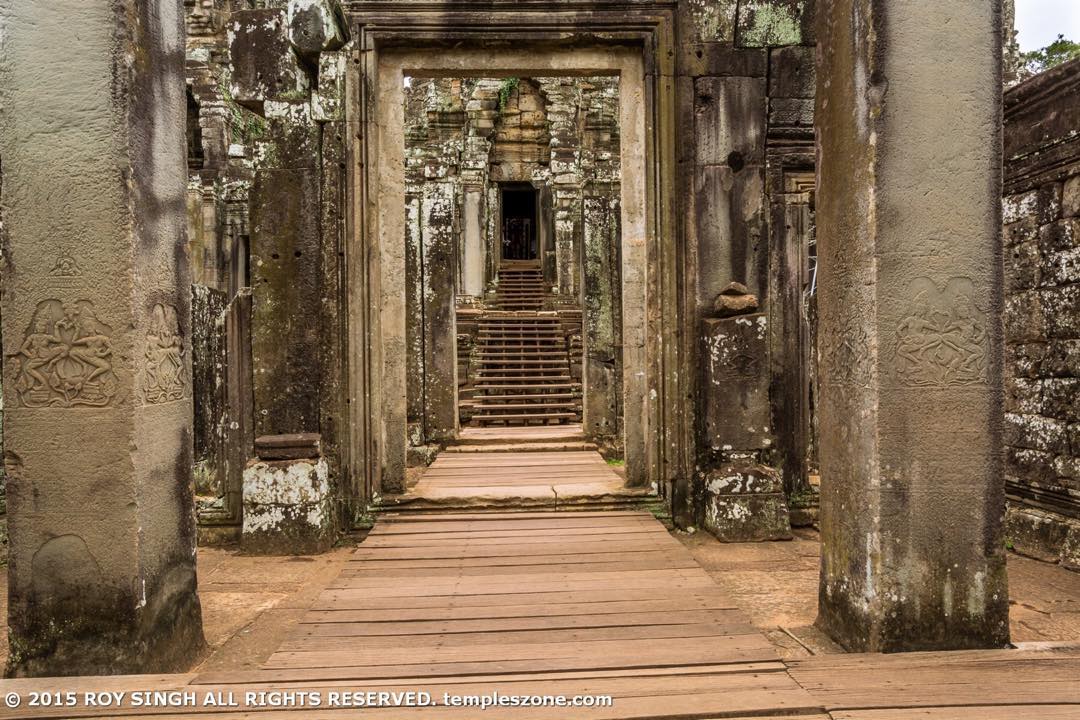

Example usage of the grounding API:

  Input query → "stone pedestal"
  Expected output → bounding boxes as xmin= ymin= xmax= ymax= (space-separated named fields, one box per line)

xmin=815 ymin=0 xmax=1009 ymax=651
xmin=242 ymin=457 xmax=334 ymax=555
xmin=702 ymin=312 xmax=773 ymax=453
xmin=0 ymin=0 xmax=205 ymax=675
xmin=702 ymin=463 xmax=792 ymax=542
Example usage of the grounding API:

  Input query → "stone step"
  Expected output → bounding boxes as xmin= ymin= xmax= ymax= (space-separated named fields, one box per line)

xmin=475 ymin=412 xmax=577 ymax=424
xmin=441 ymin=441 xmax=600 ymax=453
xmin=472 ymin=392 xmax=578 ymax=400
xmin=474 ymin=382 xmax=575 ymax=389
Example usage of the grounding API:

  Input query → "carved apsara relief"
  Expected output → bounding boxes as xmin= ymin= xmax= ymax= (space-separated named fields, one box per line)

xmin=821 ymin=318 xmax=872 ymax=388
xmin=9 ymin=299 xmax=119 ymax=407
xmin=141 ymin=303 xmax=188 ymax=404
xmin=893 ymin=277 xmax=988 ymax=387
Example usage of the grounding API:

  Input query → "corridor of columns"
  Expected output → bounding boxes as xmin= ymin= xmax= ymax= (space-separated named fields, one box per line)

xmin=3 ymin=0 xmax=1080 ymax=713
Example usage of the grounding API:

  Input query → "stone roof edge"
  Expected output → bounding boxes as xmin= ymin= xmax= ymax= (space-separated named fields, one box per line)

xmin=1004 ymin=56 xmax=1080 ymax=118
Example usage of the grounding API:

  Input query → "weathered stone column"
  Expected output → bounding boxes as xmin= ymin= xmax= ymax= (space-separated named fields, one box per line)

xmin=462 ymin=187 xmax=487 ymax=299
xmin=0 ymin=0 xmax=205 ymax=674
xmin=815 ymin=0 xmax=1009 ymax=651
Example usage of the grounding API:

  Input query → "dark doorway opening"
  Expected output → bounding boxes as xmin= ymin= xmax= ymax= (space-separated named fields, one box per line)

xmin=501 ymin=185 xmax=539 ymax=261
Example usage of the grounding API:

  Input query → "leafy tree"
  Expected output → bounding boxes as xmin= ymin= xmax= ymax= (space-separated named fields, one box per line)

xmin=1019 ymin=34 xmax=1080 ymax=80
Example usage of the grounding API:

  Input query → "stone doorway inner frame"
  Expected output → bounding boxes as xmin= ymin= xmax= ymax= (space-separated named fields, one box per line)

xmin=343 ymin=15 xmax=687 ymax=507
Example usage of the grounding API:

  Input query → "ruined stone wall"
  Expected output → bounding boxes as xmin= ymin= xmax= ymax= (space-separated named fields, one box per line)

xmin=679 ymin=0 xmax=818 ymax=531
xmin=1003 ymin=58 xmax=1080 ymax=570
xmin=403 ymin=75 xmax=622 ymax=450
xmin=184 ymin=0 xmax=263 ymax=538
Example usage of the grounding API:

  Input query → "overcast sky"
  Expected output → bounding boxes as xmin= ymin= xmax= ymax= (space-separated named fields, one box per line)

xmin=1016 ymin=0 xmax=1080 ymax=51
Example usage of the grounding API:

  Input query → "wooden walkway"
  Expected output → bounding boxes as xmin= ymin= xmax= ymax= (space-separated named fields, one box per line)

xmin=1 ymin=511 xmax=1080 ymax=718
xmin=411 ymin=451 xmax=643 ymax=502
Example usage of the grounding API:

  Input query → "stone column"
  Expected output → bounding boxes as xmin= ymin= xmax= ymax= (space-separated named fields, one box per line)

xmin=815 ymin=0 xmax=1009 ymax=651
xmin=462 ymin=187 xmax=486 ymax=299
xmin=0 ymin=0 xmax=205 ymax=674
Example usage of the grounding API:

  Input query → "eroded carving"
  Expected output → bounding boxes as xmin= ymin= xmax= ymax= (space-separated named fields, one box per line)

xmin=10 ymin=300 xmax=119 ymax=407
xmin=49 ymin=253 xmax=82 ymax=277
xmin=894 ymin=277 xmax=988 ymax=387
xmin=821 ymin=319 xmax=872 ymax=388
xmin=142 ymin=303 xmax=187 ymax=403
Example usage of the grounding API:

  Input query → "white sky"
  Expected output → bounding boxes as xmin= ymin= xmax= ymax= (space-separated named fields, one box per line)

xmin=1016 ymin=0 xmax=1080 ymax=51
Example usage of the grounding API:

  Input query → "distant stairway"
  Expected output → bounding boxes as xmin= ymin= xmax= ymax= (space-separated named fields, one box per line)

xmin=492 ymin=262 xmax=546 ymax=311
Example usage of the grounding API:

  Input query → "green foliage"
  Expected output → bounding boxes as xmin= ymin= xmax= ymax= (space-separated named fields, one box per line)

xmin=1020 ymin=34 xmax=1080 ymax=79
xmin=497 ymin=77 xmax=520 ymax=111
xmin=216 ymin=68 xmax=267 ymax=144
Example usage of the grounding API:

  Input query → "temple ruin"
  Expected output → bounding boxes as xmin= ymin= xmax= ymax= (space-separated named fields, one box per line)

xmin=1 ymin=0 xmax=1078 ymax=684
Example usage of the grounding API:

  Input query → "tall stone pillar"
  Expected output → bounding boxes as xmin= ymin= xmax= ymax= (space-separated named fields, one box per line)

xmin=0 ymin=0 xmax=205 ymax=674
xmin=462 ymin=187 xmax=486 ymax=299
xmin=815 ymin=0 xmax=1009 ymax=651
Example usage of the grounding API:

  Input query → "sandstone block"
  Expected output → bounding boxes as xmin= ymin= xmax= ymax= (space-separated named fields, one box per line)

xmin=287 ymin=0 xmax=345 ymax=63
xmin=701 ymin=463 xmax=792 ymax=542
xmin=1003 ymin=183 xmax=1061 ymax=225
xmin=703 ymin=313 xmax=773 ymax=452
xmin=229 ymin=9 xmax=310 ymax=113
xmin=242 ymin=458 xmax=335 ymax=554
xmin=1062 ymin=175 xmax=1080 ymax=218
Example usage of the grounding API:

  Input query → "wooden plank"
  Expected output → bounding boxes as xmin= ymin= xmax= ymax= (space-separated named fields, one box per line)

xmin=260 ymin=634 xmax=777 ymax=671
xmin=277 ymin=622 xmax=758 ymax=650
xmin=311 ymin=588 xmax=733 ymax=611
xmin=296 ymin=609 xmax=748 ymax=635
xmin=787 ymin=648 xmax=1080 ymax=710
xmin=832 ymin=707 xmax=1080 ymax=720
xmin=303 ymin=597 xmax=740 ymax=622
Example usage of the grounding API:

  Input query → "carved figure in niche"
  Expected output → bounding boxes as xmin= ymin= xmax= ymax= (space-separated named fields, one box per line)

xmin=9 ymin=300 xmax=119 ymax=407
xmin=143 ymin=303 xmax=187 ymax=403
xmin=894 ymin=277 xmax=987 ymax=387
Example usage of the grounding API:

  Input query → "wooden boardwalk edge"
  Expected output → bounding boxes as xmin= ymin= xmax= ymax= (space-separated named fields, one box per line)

xmin=0 ymin=509 xmax=1078 ymax=719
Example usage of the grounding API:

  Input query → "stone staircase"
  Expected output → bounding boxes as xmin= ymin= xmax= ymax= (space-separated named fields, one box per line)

xmin=492 ymin=261 xmax=546 ymax=311
xmin=470 ymin=312 xmax=582 ymax=426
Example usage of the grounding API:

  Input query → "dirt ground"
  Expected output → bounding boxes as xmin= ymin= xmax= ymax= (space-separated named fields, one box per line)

xmin=677 ymin=526 xmax=1080 ymax=658
xmin=0 ymin=525 xmax=1076 ymax=670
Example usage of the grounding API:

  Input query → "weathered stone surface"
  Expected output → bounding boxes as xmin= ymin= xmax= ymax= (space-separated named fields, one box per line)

xmin=286 ymin=0 xmax=345 ymax=64
xmin=255 ymin=432 xmax=322 ymax=460
xmin=713 ymin=282 xmax=760 ymax=317
xmin=769 ymin=45 xmax=816 ymax=98
xmin=1 ymin=0 xmax=204 ymax=675
xmin=703 ymin=313 xmax=773 ymax=451
xmin=701 ymin=463 xmax=792 ymax=542
xmin=1006 ymin=504 xmax=1080 ymax=569
xmin=736 ymin=0 xmax=814 ymax=48
xmin=312 ymin=52 xmax=347 ymax=122
xmin=1064 ymin=175 xmax=1080 ymax=218
xmin=815 ymin=0 xmax=1009 ymax=650
xmin=242 ymin=458 xmax=335 ymax=554
xmin=229 ymin=9 xmax=310 ymax=112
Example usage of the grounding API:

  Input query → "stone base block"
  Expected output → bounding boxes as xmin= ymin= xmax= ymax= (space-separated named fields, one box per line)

xmin=407 ymin=444 xmax=440 ymax=468
xmin=702 ymin=462 xmax=792 ymax=542
xmin=1006 ymin=503 xmax=1080 ymax=570
xmin=242 ymin=458 xmax=335 ymax=555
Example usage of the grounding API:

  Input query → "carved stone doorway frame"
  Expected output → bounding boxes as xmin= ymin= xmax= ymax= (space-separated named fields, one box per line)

xmin=341 ymin=7 xmax=687 ymax=513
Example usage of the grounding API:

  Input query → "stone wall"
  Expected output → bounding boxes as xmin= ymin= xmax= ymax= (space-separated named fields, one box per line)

xmin=1003 ymin=57 xmax=1080 ymax=570
xmin=679 ymin=0 xmax=819 ymax=531
xmin=402 ymin=75 xmax=623 ymax=451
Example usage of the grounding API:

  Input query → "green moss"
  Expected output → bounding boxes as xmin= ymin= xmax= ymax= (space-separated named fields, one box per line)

xmin=497 ymin=77 xmax=520 ymax=111
xmin=741 ymin=2 xmax=802 ymax=47
xmin=216 ymin=68 xmax=267 ymax=144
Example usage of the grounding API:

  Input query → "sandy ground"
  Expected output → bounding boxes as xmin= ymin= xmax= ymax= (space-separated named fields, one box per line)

xmin=677 ymin=526 xmax=1080 ymax=658
xmin=0 ymin=525 xmax=1076 ymax=670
